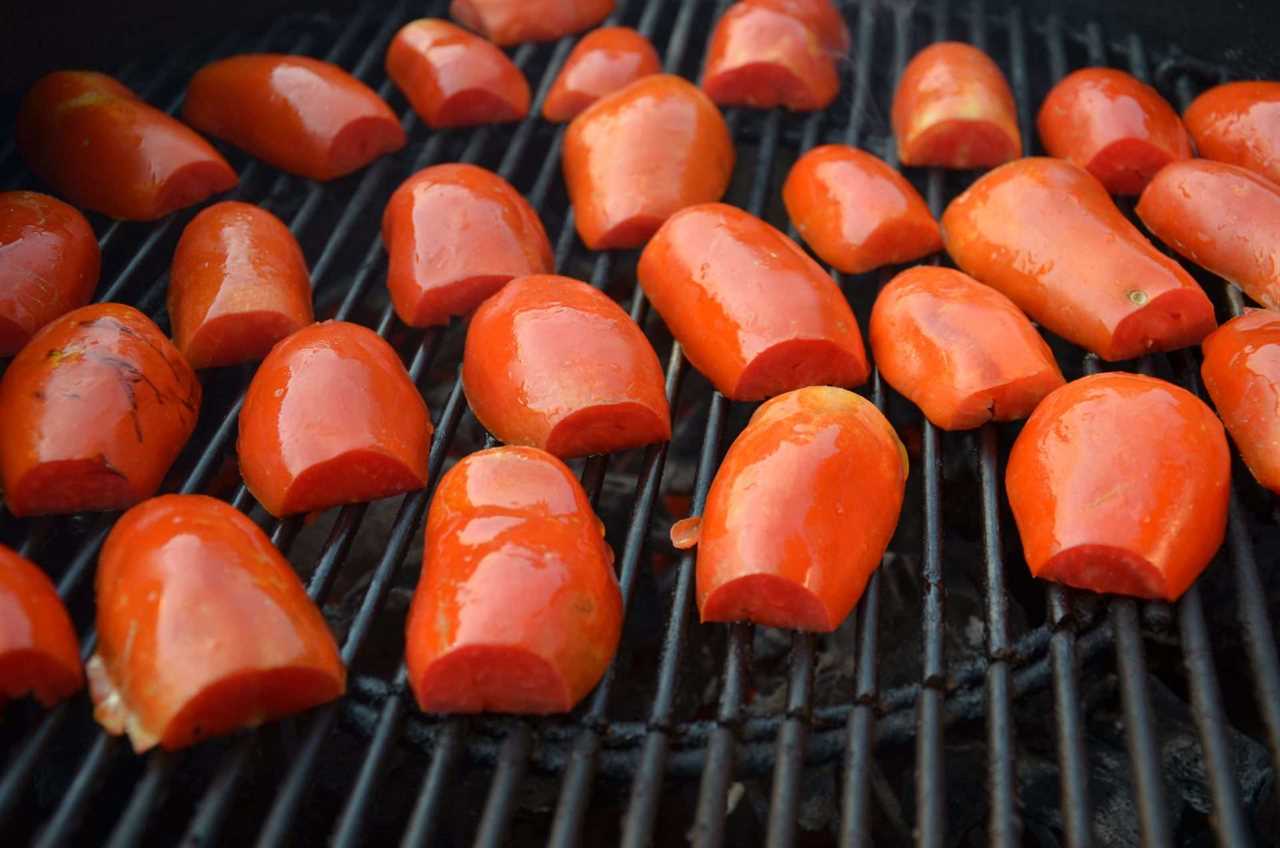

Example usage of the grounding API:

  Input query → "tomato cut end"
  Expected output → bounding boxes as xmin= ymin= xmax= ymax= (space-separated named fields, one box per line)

xmin=155 ymin=159 xmax=238 ymax=221
xmin=413 ymin=644 xmax=573 ymax=714
xmin=328 ymin=115 xmax=408 ymax=180
xmin=900 ymin=119 xmax=1019 ymax=169
xmin=544 ymin=401 xmax=671 ymax=458
xmin=839 ymin=217 xmax=944 ymax=275
xmin=700 ymin=573 xmax=835 ymax=632
xmin=543 ymin=91 xmax=595 ymax=124
xmin=273 ymin=448 xmax=428 ymax=517
xmin=8 ymin=458 xmax=139 ymax=517
xmin=1107 ymin=286 xmax=1216 ymax=361
xmin=941 ymin=370 xmax=1067 ymax=431
xmin=1087 ymin=138 xmax=1182 ymax=196
xmin=703 ymin=63 xmax=830 ymax=112
xmin=0 ymin=648 xmax=84 ymax=708
xmin=733 ymin=338 xmax=868 ymax=401
xmin=434 ymin=89 xmax=528 ymax=128
xmin=1035 ymin=544 xmax=1169 ymax=601
xmin=582 ymin=212 xmax=668 ymax=251
xmin=184 ymin=310 xmax=308 ymax=369
xmin=401 ymin=273 xmax=515 ymax=328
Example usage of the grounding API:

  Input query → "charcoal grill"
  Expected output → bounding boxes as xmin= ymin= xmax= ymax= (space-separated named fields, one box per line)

xmin=1 ymin=0 xmax=1278 ymax=845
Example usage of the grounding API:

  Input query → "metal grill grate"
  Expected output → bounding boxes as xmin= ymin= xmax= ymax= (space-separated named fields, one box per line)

xmin=1 ymin=1 xmax=1277 ymax=845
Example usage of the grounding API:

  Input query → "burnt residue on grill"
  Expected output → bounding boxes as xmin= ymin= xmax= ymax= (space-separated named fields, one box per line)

xmin=1 ymin=1 xmax=1279 ymax=847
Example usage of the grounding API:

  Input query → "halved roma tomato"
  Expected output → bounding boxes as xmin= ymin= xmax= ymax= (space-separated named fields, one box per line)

xmin=741 ymin=0 xmax=850 ymax=55
xmin=88 ymin=494 xmax=344 ymax=751
xmin=169 ymin=201 xmax=313 ymax=369
xmin=382 ymin=163 xmax=553 ymax=327
xmin=1201 ymin=310 xmax=1280 ymax=494
xmin=686 ymin=387 xmax=907 ymax=631
xmin=0 ymin=545 xmax=82 ymax=711
xmin=638 ymin=203 xmax=867 ymax=400
xmin=542 ymin=27 xmax=660 ymax=123
xmin=941 ymin=157 xmax=1215 ymax=361
xmin=405 ymin=446 xmax=621 ymax=713
xmin=462 ymin=274 xmax=670 ymax=457
xmin=0 ymin=191 xmax=100 ymax=356
xmin=870 ymin=266 xmax=1064 ymax=430
xmin=563 ymin=74 xmax=734 ymax=249
xmin=450 ymin=0 xmax=614 ymax=46
xmin=702 ymin=3 xmax=838 ymax=112
xmin=184 ymin=54 xmax=405 ymax=181
xmin=17 ymin=71 xmax=236 ymax=220
xmin=891 ymin=42 xmax=1021 ymax=169
xmin=1136 ymin=159 xmax=1280 ymax=311
xmin=1037 ymin=67 xmax=1191 ymax=195
xmin=1183 ymin=81 xmax=1280 ymax=186
xmin=0 ymin=304 xmax=201 ymax=517
xmin=238 ymin=321 xmax=431 ymax=517
xmin=1006 ymin=373 xmax=1229 ymax=601
xmin=782 ymin=144 xmax=941 ymax=274
xmin=387 ymin=19 xmax=531 ymax=128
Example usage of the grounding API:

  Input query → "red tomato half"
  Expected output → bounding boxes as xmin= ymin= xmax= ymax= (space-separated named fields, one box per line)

xmin=702 ymin=3 xmax=839 ymax=112
xmin=184 ymin=54 xmax=405 ymax=181
xmin=0 ymin=545 xmax=82 ymax=710
xmin=1006 ymin=373 xmax=1229 ymax=601
xmin=1183 ymin=81 xmax=1280 ymax=186
xmin=542 ymin=27 xmax=660 ymax=123
xmin=1201 ymin=310 xmax=1280 ymax=494
xmin=17 ymin=71 xmax=236 ymax=220
xmin=88 ymin=495 xmax=344 ymax=751
xmin=694 ymin=387 xmax=907 ymax=631
xmin=450 ymin=0 xmax=615 ymax=46
xmin=0 ymin=191 xmax=100 ymax=356
xmin=463 ymin=274 xmax=670 ymax=457
xmin=238 ymin=321 xmax=431 ymax=517
xmin=406 ymin=446 xmax=622 ymax=713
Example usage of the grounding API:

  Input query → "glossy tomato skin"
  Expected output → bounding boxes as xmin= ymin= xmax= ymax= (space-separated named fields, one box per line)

xmin=168 ymin=201 xmax=313 ymax=369
xmin=450 ymin=0 xmax=614 ymax=46
xmin=702 ymin=3 xmax=838 ymax=112
xmin=542 ymin=27 xmax=660 ymax=123
xmin=696 ymin=387 xmax=907 ymax=631
xmin=238 ymin=321 xmax=431 ymax=517
xmin=87 ymin=495 xmax=344 ymax=751
xmin=0 ymin=191 xmax=100 ymax=356
xmin=1136 ymin=159 xmax=1280 ymax=311
xmin=462 ymin=274 xmax=670 ymax=458
xmin=184 ymin=54 xmax=405 ymax=181
xmin=387 ymin=19 xmax=531 ymax=128
xmin=381 ymin=164 xmax=553 ymax=327
xmin=1037 ymin=68 xmax=1191 ymax=195
xmin=0 ymin=545 xmax=82 ymax=710
xmin=741 ymin=0 xmax=850 ymax=55
xmin=870 ymin=266 xmax=1064 ymax=430
xmin=638 ymin=203 xmax=868 ymax=400
xmin=17 ymin=71 xmax=236 ymax=220
xmin=1183 ymin=81 xmax=1280 ymax=186
xmin=1201 ymin=310 xmax=1280 ymax=494
xmin=1006 ymin=373 xmax=1229 ymax=601
xmin=783 ymin=145 xmax=941 ymax=274
xmin=0 ymin=304 xmax=201 ymax=517
xmin=406 ymin=446 xmax=622 ymax=713
xmin=563 ymin=74 xmax=735 ymax=250
xmin=891 ymin=42 xmax=1021 ymax=169
xmin=941 ymin=157 xmax=1215 ymax=361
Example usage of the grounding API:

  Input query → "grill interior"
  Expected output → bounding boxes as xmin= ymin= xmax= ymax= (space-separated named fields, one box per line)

xmin=1 ymin=0 xmax=1278 ymax=845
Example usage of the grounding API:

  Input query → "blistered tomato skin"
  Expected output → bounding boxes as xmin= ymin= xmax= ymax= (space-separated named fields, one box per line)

xmin=0 ymin=545 xmax=83 ymax=710
xmin=183 ymin=54 xmax=405 ymax=181
xmin=463 ymin=274 xmax=671 ymax=458
xmin=1037 ymin=68 xmax=1191 ymax=195
xmin=1201 ymin=310 xmax=1280 ymax=494
xmin=1136 ymin=159 xmax=1280 ymax=311
xmin=741 ymin=0 xmax=850 ymax=55
xmin=87 ymin=495 xmax=344 ymax=752
xmin=0 ymin=304 xmax=201 ymax=517
xmin=891 ymin=42 xmax=1022 ymax=169
xmin=387 ymin=19 xmax=531 ymax=128
xmin=382 ymin=164 xmax=553 ymax=327
xmin=782 ymin=145 xmax=942 ymax=274
xmin=450 ymin=0 xmax=614 ymax=46
xmin=1006 ymin=373 xmax=1229 ymax=602
xmin=563 ymin=74 xmax=735 ymax=250
xmin=0 ymin=191 xmax=100 ymax=356
xmin=405 ymin=446 xmax=622 ymax=713
xmin=870 ymin=266 xmax=1064 ymax=430
xmin=696 ymin=387 xmax=907 ymax=632
xmin=238 ymin=321 xmax=431 ymax=517
xmin=638 ymin=203 xmax=868 ymax=401
xmin=941 ymin=157 xmax=1216 ymax=361
xmin=702 ymin=3 xmax=839 ymax=112
xmin=542 ymin=27 xmax=660 ymax=123
xmin=1183 ymin=81 xmax=1280 ymax=186
xmin=17 ymin=71 xmax=237 ymax=220
xmin=168 ymin=202 xmax=313 ymax=369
